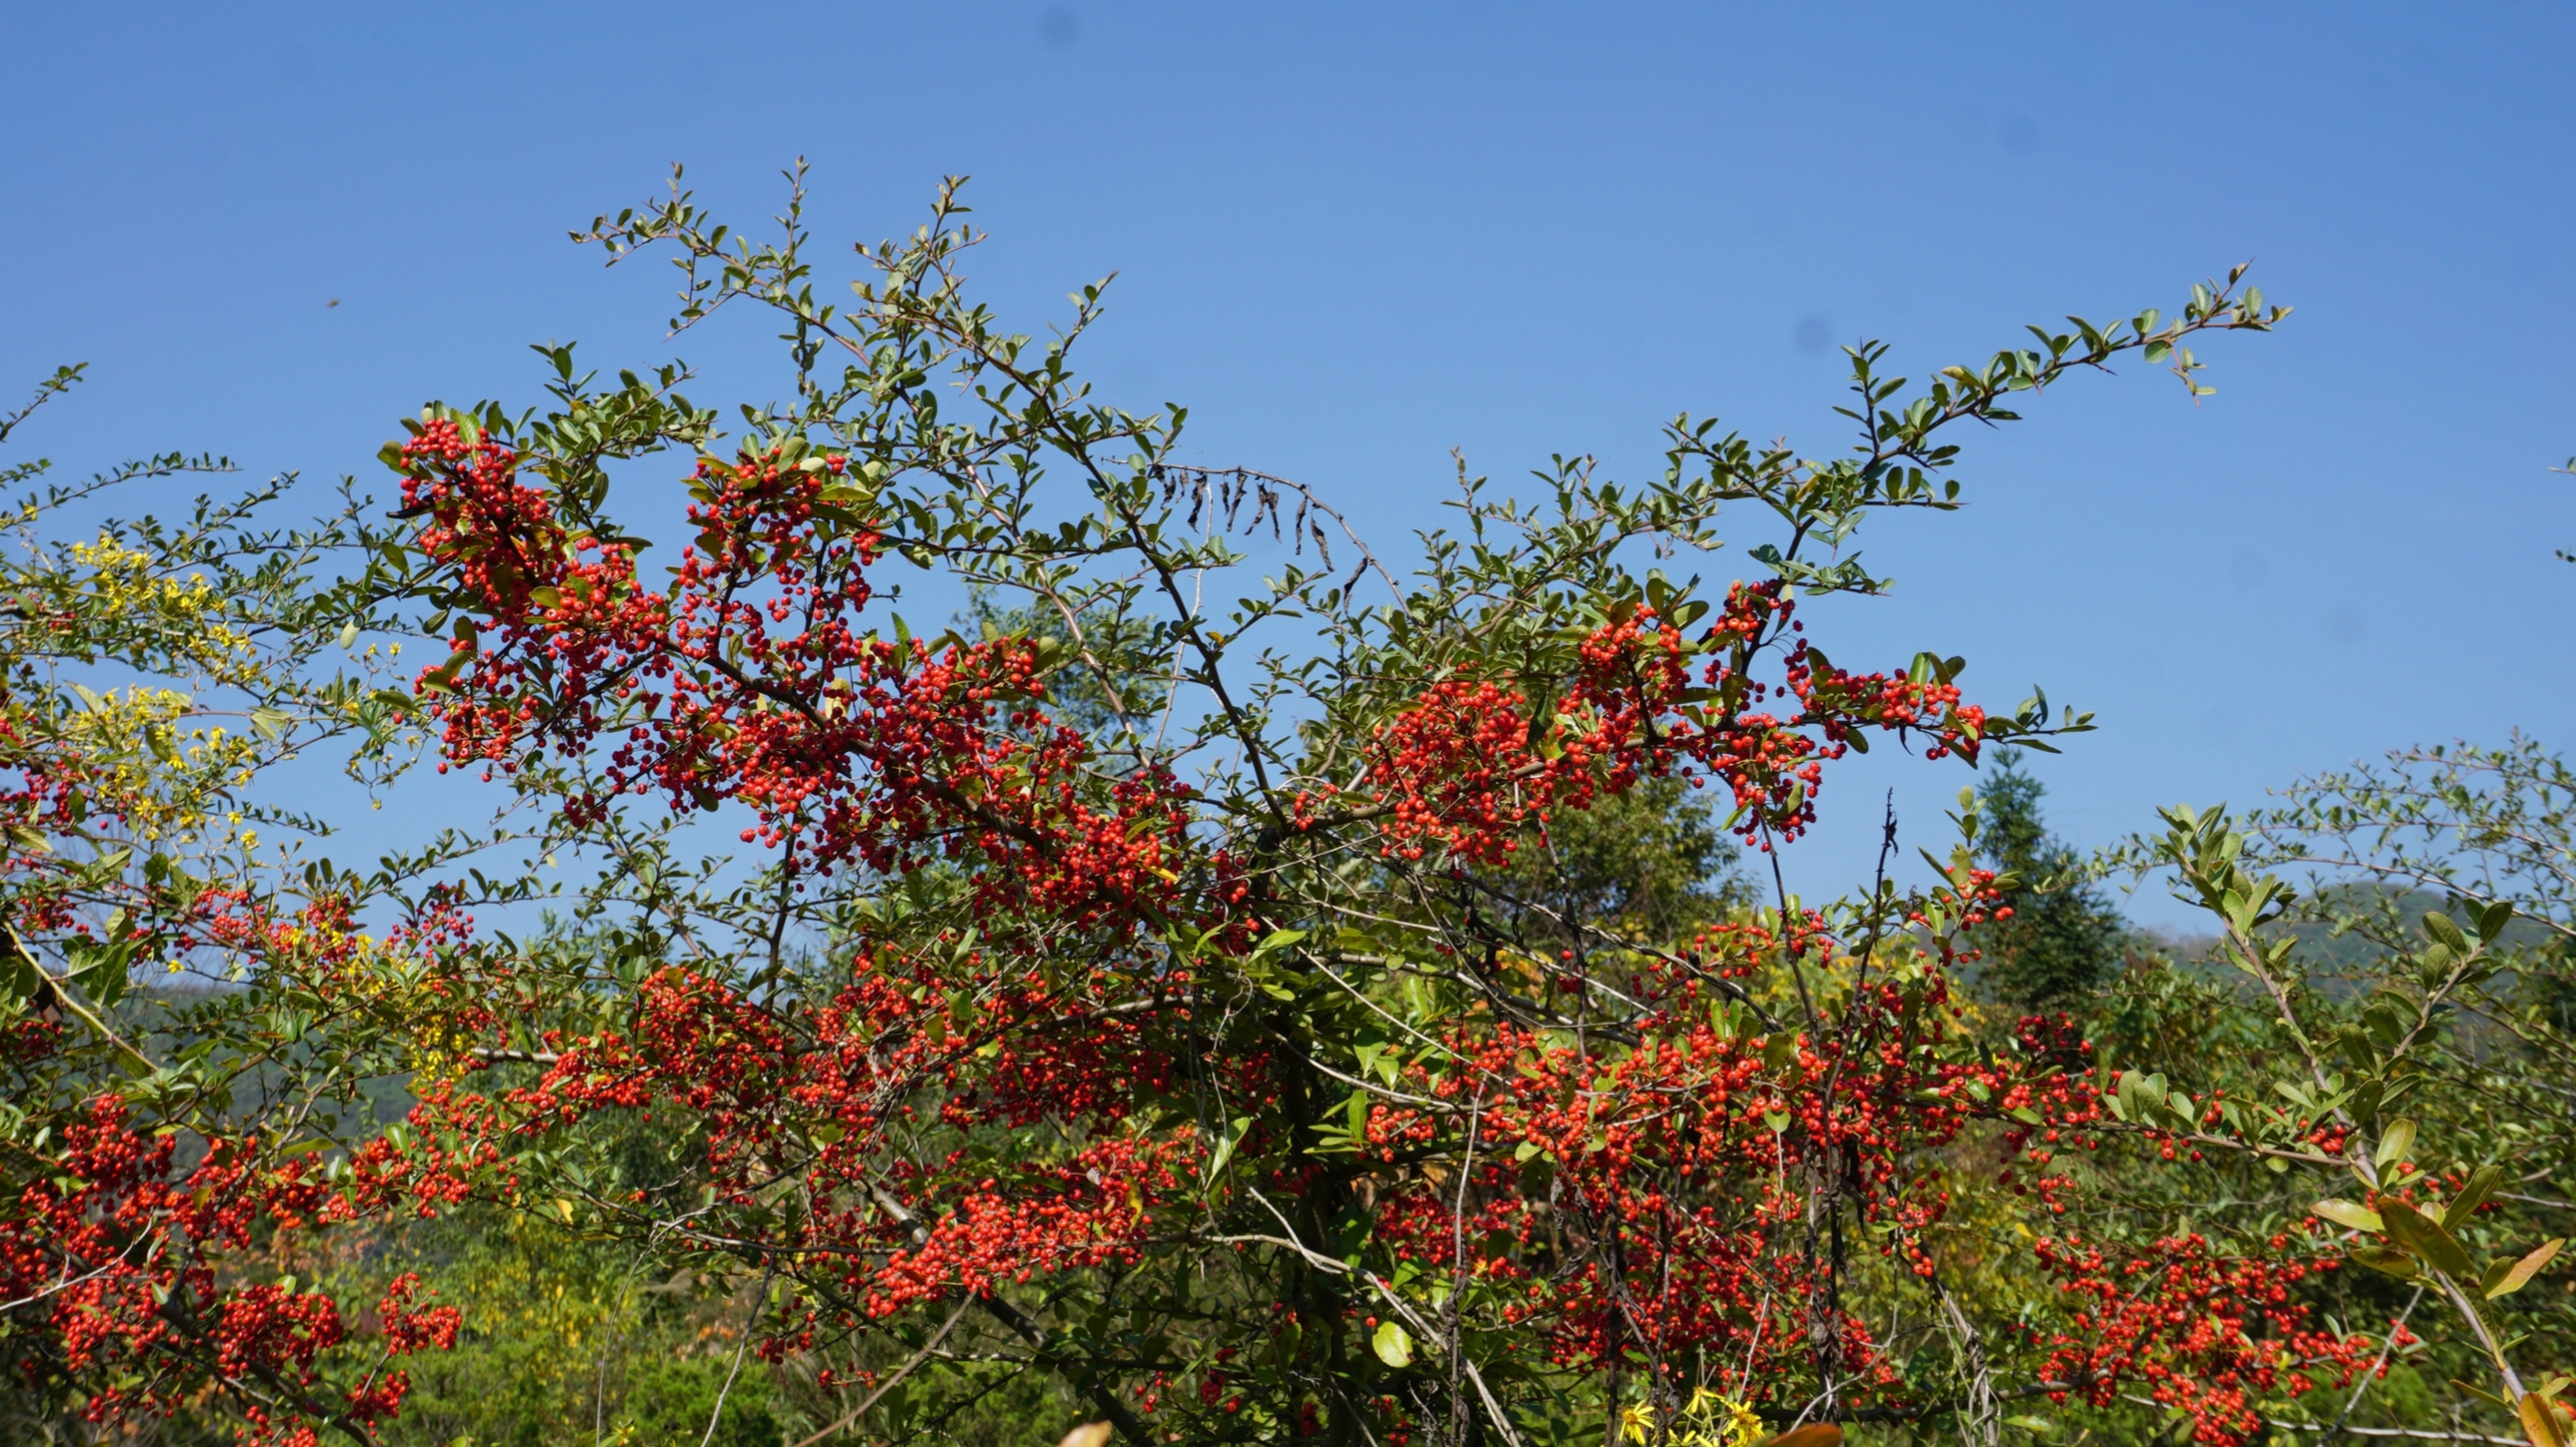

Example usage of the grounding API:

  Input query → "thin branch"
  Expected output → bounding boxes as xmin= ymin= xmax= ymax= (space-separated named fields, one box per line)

xmin=783 ymin=1295 xmax=971 ymax=1447
xmin=698 ymin=1266 xmax=773 ymax=1447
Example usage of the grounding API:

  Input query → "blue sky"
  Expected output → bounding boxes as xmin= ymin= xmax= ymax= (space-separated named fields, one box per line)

xmin=4 ymin=3 xmax=2569 ymax=922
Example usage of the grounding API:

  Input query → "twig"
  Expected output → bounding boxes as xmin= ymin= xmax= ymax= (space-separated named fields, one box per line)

xmin=1231 ymin=1187 xmax=1531 ymax=1447
xmin=2276 ymin=1427 xmax=2525 ymax=1444
xmin=699 ymin=1267 xmax=773 ymax=1447
xmin=2320 ymin=1286 xmax=2423 ymax=1445
xmin=784 ymin=1295 xmax=972 ymax=1447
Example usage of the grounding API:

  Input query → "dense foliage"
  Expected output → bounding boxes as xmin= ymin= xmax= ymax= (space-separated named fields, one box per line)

xmin=0 ymin=169 xmax=2565 ymax=1447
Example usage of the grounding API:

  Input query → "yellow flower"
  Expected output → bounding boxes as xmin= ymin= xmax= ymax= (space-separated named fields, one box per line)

xmin=1680 ymin=1390 xmax=1766 ymax=1447
xmin=67 ymin=533 xmax=257 ymax=674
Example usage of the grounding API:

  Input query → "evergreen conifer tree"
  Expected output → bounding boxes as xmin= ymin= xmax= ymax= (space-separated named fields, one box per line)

xmin=1973 ymin=750 xmax=2128 ymax=1009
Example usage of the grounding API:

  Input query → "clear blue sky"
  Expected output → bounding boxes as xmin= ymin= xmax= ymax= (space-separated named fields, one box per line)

xmin=5 ymin=3 xmax=2569 ymax=922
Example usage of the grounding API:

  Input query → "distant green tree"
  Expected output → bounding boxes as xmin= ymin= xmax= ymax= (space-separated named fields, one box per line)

xmin=960 ymin=589 xmax=1160 ymax=746
xmin=1972 ymin=750 xmax=2126 ymax=1009
xmin=1475 ymin=775 xmax=1749 ymax=956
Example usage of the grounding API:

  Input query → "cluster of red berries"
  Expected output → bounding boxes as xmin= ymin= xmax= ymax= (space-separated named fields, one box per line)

xmin=1362 ymin=586 xmax=1992 ymax=864
xmin=0 ymin=706 xmax=88 ymax=930
xmin=1321 ymin=903 xmax=2103 ymax=1405
xmin=357 ymin=952 xmax=1212 ymax=1356
xmin=0 ymin=1097 xmax=455 ymax=1443
xmin=395 ymin=433 xmax=1203 ymax=932
xmin=2029 ymin=1232 xmax=2381 ymax=1446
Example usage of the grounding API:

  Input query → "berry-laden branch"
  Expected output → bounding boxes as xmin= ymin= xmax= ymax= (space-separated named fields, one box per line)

xmin=314 ymin=174 xmax=2346 ymax=1447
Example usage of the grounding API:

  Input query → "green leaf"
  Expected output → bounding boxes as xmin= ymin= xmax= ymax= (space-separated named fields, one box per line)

xmin=2314 ymin=1199 xmax=2384 ymax=1233
xmin=85 ymin=951 xmax=128 ymax=1010
xmin=2477 ymin=899 xmax=2516 ymax=942
xmin=2446 ymin=1163 xmax=2504 ymax=1232
xmin=2422 ymin=910 xmax=2472 ymax=954
xmin=2375 ymin=1117 xmax=2417 ymax=1170
xmin=2452 ymin=1379 xmax=2512 ymax=1410
xmin=1371 ymin=1319 xmax=1413 ymax=1368
xmin=1202 ymin=1115 xmax=1253 ymax=1191
xmin=2381 ymin=1200 xmax=2473 ymax=1279
xmin=2351 ymin=1245 xmax=2419 ymax=1279
xmin=2481 ymin=1255 xmax=2518 ymax=1299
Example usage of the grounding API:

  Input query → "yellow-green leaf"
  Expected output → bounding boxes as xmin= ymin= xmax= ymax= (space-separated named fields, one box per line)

xmin=2520 ymin=1391 xmax=2567 ymax=1447
xmin=2375 ymin=1118 xmax=2418 ymax=1170
xmin=1763 ymin=1033 xmax=1800 ymax=1072
xmin=2489 ymin=1239 xmax=2566 ymax=1300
